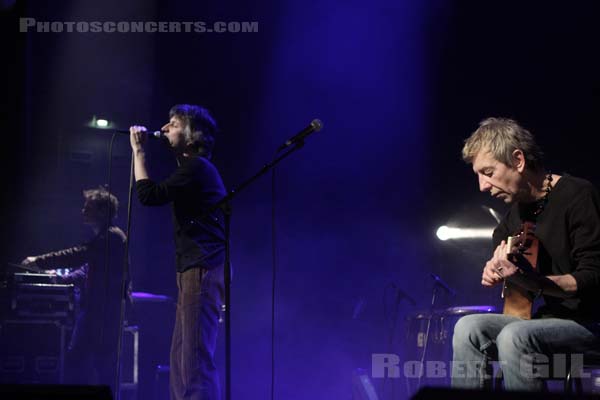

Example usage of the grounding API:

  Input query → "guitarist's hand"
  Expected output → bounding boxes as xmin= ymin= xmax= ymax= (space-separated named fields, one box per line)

xmin=481 ymin=241 xmax=519 ymax=287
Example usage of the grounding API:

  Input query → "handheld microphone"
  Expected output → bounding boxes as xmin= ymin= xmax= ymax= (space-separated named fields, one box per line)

xmin=277 ymin=119 xmax=323 ymax=151
xmin=114 ymin=129 xmax=164 ymax=139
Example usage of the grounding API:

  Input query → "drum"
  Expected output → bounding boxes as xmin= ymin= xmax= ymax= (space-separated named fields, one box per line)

xmin=131 ymin=291 xmax=173 ymax=304
xmin=438 ymin=305 xmax=496 ymax=346
xmin=405 ymin=305 xmax=497 ymax=390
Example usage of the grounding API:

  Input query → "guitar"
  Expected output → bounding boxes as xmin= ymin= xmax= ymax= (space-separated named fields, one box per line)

xmin=502 ymin=221 xmax=539 ymax=319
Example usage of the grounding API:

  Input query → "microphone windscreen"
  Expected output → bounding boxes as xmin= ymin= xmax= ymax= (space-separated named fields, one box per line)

xmin=310 ymin=119 xmax=323 ymax=132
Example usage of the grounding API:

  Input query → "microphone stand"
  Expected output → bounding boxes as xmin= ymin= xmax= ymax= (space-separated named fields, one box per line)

xmin=414 ymin=274 xmax=456 ymax=392
xmin=113 ymin=154 xmax=135 ymax=400
xmin=203 ymin=139 xmax=312 ymax=400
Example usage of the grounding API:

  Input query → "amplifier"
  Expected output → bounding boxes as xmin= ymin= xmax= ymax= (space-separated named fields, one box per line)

xmin=11 ymin=283 xmax=77 ymax=321
xmin=0 ymin=319 xmax=70 ymax=384
xmin=1 ymin=273 xmax=78 ymax=321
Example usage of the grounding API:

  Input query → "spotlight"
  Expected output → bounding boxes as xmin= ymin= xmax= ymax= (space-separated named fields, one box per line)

xmin=96 ymin=119 xmax=109 ymax=128
xmin=436 ymin=225 xmax=494 ymax=241
xmin=87 ymin=115 xmax=113 ymax=129
xmin=436 ymin=225 xmax=453 ymax=241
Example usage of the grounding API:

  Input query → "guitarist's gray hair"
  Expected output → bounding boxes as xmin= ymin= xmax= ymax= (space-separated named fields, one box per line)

xmin=462 ymin=117 xmax=545 ymax=171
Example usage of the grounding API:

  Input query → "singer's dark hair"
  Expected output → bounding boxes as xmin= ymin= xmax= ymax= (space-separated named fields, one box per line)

xmin=169 ymin=104 xmax=217 ymax=159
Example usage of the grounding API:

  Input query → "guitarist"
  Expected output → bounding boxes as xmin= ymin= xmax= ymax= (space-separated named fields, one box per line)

xmin=451 ymin=118 xmax=600 ymax=391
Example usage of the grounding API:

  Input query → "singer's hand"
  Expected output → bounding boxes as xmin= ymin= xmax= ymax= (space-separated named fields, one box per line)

xmin=129 ymin=125 xmax=148 ymax=152
xmin=130 ymin=125 xmax=150 ymax=181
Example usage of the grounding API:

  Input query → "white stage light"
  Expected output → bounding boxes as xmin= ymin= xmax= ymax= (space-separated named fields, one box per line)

xmin=436 ymin=225 xmax=494 ymax=241
xmin=95 ymin=118 xmax=109 ymax=128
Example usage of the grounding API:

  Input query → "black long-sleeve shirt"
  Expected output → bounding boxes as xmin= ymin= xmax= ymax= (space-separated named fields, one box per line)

xmin=34 ymin=225 xmax=128 ymax=356
xmin=493 ymin=174 xmax=600 ymax=322
xmin=35 ymin=226 xmax=127 ymax=312
xmin=136 ymin=156 xmax=226 ymax=272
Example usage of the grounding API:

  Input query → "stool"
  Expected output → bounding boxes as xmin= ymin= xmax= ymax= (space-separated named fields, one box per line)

xmin=121 ymin=324 xmax=139 ymax=400
xmin=494 ymin=351 xmax=600 ymax=394
xmin=565 ymin=351 xmax=600 ymax=394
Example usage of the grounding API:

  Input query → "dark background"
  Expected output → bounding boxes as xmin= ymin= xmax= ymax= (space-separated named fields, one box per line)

xmin=1 ymin=1 xmax=599 ymax=399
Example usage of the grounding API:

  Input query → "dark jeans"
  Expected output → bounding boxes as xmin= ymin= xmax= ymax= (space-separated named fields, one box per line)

xmin=170 ymin=265 xmax=224 ymax=400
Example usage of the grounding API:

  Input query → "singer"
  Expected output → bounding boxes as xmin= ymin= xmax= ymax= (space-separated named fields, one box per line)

xmin=130 ymin=104 xmax=226 ymax=400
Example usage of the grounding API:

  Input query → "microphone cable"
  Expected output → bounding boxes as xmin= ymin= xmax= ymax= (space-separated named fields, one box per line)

xmin=270 ymin=166 xmax=277 ymax=400
xmin=102 ymin=131 xmax=132 ymax=400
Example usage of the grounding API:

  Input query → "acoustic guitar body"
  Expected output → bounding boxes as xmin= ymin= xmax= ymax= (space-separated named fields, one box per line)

xmin=502 ymin=221 xmax=539 ymax=320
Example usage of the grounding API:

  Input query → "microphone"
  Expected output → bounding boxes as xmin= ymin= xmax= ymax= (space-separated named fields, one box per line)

xmin=430 ymin=273 xmax=456 ymax=297
xmin=114 ymin=129 xmax=164 ymax=139
xmin=277 ymin=119 xmax=323 ymax=151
